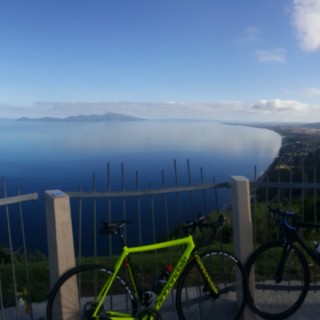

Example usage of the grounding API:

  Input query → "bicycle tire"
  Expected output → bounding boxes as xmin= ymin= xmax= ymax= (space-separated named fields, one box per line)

xmin=46 ymin=264 xmax=137 ymax=320
xmin=245 ymin=240 xmax=310 ymax=320
xmin=176 ymin=249 xmax=246 ymax=320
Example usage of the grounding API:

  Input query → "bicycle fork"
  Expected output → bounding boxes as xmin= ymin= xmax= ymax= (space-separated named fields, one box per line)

xmin=274 ymin=243 xmax=292 ymax=283
xmin=193 ymin=253 xmax=220 ymax=299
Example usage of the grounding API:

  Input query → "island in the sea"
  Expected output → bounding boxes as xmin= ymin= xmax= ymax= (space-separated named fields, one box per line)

xmin=17 ymin=112 xmax=145 ymax=122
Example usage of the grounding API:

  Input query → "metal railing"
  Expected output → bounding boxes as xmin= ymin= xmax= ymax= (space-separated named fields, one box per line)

xmin=3 ymin=163 xmax=320 ymax=319
xmin=0 ymin=179 xmax=40 ymax=320
xmin=0 ymin=163 xmax=229 ymax=320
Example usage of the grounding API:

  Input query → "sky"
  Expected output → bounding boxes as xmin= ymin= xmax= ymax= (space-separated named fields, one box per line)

xmin=0 ymin=0 xmax=320 ymax=122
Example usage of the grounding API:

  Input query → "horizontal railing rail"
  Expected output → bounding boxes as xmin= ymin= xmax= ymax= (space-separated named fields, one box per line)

xmin=0 ymin=193 xmax=38 ymax=206
xmin=66 ymin=182 xmax=229 ymax=198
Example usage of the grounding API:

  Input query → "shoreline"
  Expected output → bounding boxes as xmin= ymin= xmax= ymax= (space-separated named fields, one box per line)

xmin=243 ymin=124 xmax=320 ymax=183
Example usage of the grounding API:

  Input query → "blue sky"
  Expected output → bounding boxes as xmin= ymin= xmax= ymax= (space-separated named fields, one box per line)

xmin=0 ymin=0 xmax=320 ymax=122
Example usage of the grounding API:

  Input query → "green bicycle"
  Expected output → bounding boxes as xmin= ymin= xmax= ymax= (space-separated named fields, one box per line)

xmin=46 ymin=215 xmax=246 ymax=319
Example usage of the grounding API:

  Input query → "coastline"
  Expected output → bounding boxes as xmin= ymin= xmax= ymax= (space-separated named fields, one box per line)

xmin=242 ymin=123 xmax=320 ymax=183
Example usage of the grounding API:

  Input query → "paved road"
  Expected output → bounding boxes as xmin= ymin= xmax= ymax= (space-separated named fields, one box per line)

xmin=252 ymin=291 xmax=320 ymax=320
xmin=2 ymin=291 xmax=319 ymax=320
xmin=240 ymin=291 xmax=320 ymax=320
xmin=160 ymin=291 xmax=320 ymax=319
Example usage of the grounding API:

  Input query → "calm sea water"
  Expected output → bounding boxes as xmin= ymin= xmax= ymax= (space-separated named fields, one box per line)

xmin=0 ymin=119 xmax=281 ymax=252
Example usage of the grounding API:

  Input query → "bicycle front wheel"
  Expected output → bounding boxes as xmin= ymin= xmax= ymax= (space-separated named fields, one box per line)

xmin=176 ymin=250 xmax=246 ymax=320
xmin=246 ymin=241 xmax=310 ymax=319
xmin=46 ymin=264 xmax=137 ymax=320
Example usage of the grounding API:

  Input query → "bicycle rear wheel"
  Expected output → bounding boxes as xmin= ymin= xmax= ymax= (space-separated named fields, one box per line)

xmin=246 ymin=241 xmax=310 ymax=319
xmin=46 ymin=264 xmax=137 ymax=320
xmin=176 ymin=250 xmax=246 ymax=320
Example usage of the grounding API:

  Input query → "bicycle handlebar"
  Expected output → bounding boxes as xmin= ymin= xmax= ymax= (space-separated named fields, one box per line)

xmin=269 ymin=206 xmax=320 ymax=232
xmin=268 ymin=206 xmax=297 ymax=231
xmin=99 ymin=214 xmax=225 ymax=240
xmin=183 ymin=214 xmax=225 ymax=236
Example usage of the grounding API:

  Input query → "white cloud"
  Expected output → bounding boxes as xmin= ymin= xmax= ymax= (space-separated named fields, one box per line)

xmin=252 ymin=98 xmax=309 ymax=113
xmin=237 ymin=26 xmax=262 ymax=43
xmin=305 ymin=87 xmax=320 ymax=96
xmin=292 ymin=0 xmax=320 ymax=52
xmin=255 ymin=48 xmax=287 ymax=63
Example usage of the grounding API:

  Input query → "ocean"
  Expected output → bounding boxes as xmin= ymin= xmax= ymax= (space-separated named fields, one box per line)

xmin=0 ymin=119 xmax=282 ymax=253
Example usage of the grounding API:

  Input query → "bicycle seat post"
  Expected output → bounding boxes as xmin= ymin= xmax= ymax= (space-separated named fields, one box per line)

xmin=117 ymin=226 xmax=127 ymax=248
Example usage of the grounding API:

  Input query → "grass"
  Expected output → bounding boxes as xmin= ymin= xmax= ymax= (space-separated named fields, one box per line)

xmin=0 ymin=211 xmax=236 ymax=308
xmin=0 ymin=237 xmax=234 ymax=308
xmin=0 ymin=260 xmax=50 ymax=307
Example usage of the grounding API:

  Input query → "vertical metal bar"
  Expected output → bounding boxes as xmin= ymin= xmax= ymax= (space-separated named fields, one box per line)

xmin=161 ymin=170 xmax=169 ymax=240
xmin=136 ymin=171 xmax=144 ymax=286
xmin=0 ymin=272 xmax=3 ymax=320
xmin=2 ymin=177 xmax=19 ymax=318
xmin=162 ymin=169 xmax=174 ymax=308
xmin=277 ymin=169 xmax=280 ymax=203
xmin=136 ymin=171 xmax=142 ymax=245
xmin=121 ymin=162 xmax=126 ymax=218
xmin=174 ymin=159 xmax=182 ymax=224
xmin=212 ymin=176 xmax=222 ymax=247
xmin=187 ymin=159 xmax=193 ymax=214
xmin=313 ymin=167 xmax=318 ymax=224
xmin=301 ymin=158 xmax=305 ymax=221
xmin=149 ymin=181 xmax=160 ymax=280
xmin=78 ymin=185 xmax=82 ymax=264
xmin=252 ymin=165 xmax=257 ymax=244
xmin=289 ymin=170 xmax=293 ymax=209
xmin=0 ymin=190 xmax=4 ymax=318
xmin=265 ymin=173 xmax=270 ymax=243
xmin=107 ymin=162 xmax=113 ymax=259
xmin=200 ymin=167 xmax=207 ymax=213
xmin=91 ymin=173 xmax=98 ymax=294
xmin=213 ymin=176 xmax=219 ymax=213
xmin=121 ymin=162 xmax=127 ymax=242
xmin=92 ymin=173 xmax=97 ymax=261
xmin=312 ymin=166 xmax=317 ymax=287
xmin=18 ymin=188 xmax=33 ymax=319
xmin=149 ymin=182 xmax=156 ymax=243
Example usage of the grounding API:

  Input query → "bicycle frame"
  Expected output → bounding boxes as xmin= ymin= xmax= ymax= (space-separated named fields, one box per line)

xmin=92 ymin=235 xmax=218 ymax=319
xmin=285 ymin=223 xmax=320 ymax=260
xmin=275 ymin=219 xmax=320 ymax=282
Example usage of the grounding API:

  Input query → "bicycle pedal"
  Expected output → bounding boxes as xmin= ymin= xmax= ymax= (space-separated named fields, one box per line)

xmin=142 ymin=291 xmax=156 ymax=307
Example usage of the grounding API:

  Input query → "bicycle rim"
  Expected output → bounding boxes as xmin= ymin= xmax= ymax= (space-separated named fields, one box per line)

xmin=46 ymin=264 xmax=137 ymax=320
xmin=246 ymin=241 xmax=310 ymax=320
xmin=176 ymin=250 xmax=246 ymax=320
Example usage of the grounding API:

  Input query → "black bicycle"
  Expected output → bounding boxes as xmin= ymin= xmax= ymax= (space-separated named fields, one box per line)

xmin=245 ymin=206 xmax=320 ymax=319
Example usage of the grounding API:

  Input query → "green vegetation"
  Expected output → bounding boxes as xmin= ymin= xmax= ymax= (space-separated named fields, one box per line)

xmin=0 ymin=260 xmax=50 ymax=307
xmin=0 ymin=212 xmax=232 ymax=308
xmin=254 ymin=125 xmax=320 ymax=222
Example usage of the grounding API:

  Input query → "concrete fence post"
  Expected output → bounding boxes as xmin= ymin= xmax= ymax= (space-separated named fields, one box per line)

xmin=45 ymin=190 xmax=76 ymax=287
xmin=45 ymin=189 xmax=81 ymax=320
xmin=45 ymin=190 xmax=79 ymax=317
xmin=229 ymin=176 xmax=256 ymax=320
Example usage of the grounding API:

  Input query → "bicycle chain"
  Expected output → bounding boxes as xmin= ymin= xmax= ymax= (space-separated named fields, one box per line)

xmin=136 ymin=308 xmax=163 ymax=320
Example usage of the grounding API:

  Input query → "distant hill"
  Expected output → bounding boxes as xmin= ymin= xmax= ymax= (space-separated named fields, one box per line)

xmin=18 ymin=112 xmax=145 ymax=122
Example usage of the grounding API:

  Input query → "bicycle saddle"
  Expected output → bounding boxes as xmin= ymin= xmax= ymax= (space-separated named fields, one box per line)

xmin=100 ymin=220 xmax=130 ymax=235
